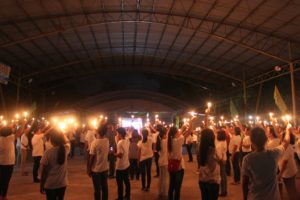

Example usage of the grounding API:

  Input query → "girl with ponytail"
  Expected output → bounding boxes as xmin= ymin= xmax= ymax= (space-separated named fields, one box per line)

xmin=40 ymin=129 xmax=70 ymax=200
xmin=168 ymin=117 xmax=195 ymax=200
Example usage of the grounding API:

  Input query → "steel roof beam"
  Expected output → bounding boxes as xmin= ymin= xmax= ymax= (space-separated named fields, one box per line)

xmin=0 ymin=8 xmax=296 ymax=44
xmin=176 ymin=0 xmax=243 ymax=73
xmin=22 ymin=53 xmax=242 ymax=82
xmin=149 ymin=0 xmax=176 ymax=68
xmin=140 ymin=0 xmax=155 ymax=68
xmin=0 ymin=18 xmax=290 ymax=63
xmin=168 ymin=0 xmax=219 ymax=71
xmin=157 ymin=0 xmax=196 ymax=71
xmin=196 ymin=0 xmax=267 ymax=74
xmin=211 ymin=0 xmax=296 ymax=75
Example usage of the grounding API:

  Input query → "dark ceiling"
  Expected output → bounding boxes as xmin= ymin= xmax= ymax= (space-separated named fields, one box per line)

xmin=0 ymin=0 xmax=300 ymax=112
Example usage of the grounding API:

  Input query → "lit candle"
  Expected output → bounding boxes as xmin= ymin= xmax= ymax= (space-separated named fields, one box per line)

xmin=207 ymin=102 xmax=212 ymax=108
xmin=23 ymin=111 xmax=28 ymax=118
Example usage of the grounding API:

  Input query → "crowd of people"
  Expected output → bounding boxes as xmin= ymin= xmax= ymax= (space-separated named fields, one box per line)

xmin=0 ymin=116 xmax=300 ymax=200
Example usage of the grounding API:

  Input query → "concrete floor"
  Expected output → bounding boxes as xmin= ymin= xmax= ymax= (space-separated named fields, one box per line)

xmin=7 ymin=155 xmax=300 ymax=200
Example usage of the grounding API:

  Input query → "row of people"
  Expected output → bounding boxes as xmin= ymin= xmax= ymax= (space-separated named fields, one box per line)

xmin=1 ymin=119 xmax=300 ymax=200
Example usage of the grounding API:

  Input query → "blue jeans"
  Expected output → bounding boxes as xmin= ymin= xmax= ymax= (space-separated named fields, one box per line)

xmin=220 ymin=163 xmax=227 ymax=194
xmin=199 ymin=182 xmax=219 ymax=200
xmin=168 ymin=169 xmax=184 ymax=200
xmin=91 ymin=171 xmax=108 ymax=200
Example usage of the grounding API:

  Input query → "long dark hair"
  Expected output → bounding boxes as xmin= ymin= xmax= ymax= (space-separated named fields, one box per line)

xmin=199 ymin=129 xmax=215 ymax=166
xmin=98 ymin=123 xmax=108 ymax=137
xmin=156 ymin=127 xmax=167 ymax=152
xmin=49 ymin=129 xmax=66 ymax=165
xmin=268 ymin=125 xmax=278 ymax=138
xmin=167 ymin=127 xmax=178 ymax=153
xmin=142 ymin=129 xmax=149 ymax=143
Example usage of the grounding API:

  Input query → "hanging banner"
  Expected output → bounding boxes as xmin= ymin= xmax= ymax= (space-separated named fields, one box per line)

xmin=0 ymin=63 xmax=11 ymax=84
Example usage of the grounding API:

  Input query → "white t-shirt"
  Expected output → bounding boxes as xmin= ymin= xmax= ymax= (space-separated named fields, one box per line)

xmin=45 ymin=140 xmax=53 ymax=151
xmin=32 ymin=134 xmax=44 ymax=157
xmin=21 ymin=134 xmax=29 ymax=150
xmin=0 ymin=135 xmax=15 ymax=165
xmin=242 ymin=135 xmax=252 ymax=152
xmin=89 ymin=138 xmax=109 ymax=173
xmin=279 ymin=145 xmax=298 ymax=178
xmin=216 ymin=140 xmax=227 ymax=162
xmin=242 ymin=146 xmax=285 ymax=200
xmin=266 ymin=138 xmax=280 ymax=150
xmin=116 ymin=139 xmax=130 ymax=170
xmin=169 ymin=135 xmax=185 ymax=170
xmin=185 ymin=135 xmax=194 ymax=144
xmin=85 ymin=130 xmax=96 ymax=151
xmin=152 ymin=132 xmax=159 ymax=144
xmin=158 ymin=138 xmax=168 ymax=166
xmin=138 ymin=138 xmax=153 ymax=162
xmin=199 ymin=148 xmax=221 ymax=184
xmin=229 ymin=135 xmax=241 ymax=154
xmin=80 ymin=131 xmax=86 ymax=143
xmin=40 ymin=144 xmax=70 ymax=189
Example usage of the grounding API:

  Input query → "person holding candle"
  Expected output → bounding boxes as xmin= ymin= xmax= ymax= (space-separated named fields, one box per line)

xmin=156 ymin=126 xmax=168 ymax=198
xmin=129 ymin=129 xmax=140 ymax=181
xmin=32 ymin=125 xmax=46 ymax=183
xmin=106 ymin=123 xmax=117 ymax=179
xmin=88 ymin=123 xmax=109 ymax=200
xmin=138 ymin=129 xmax=153 ymax=191
xmin=240 ymin=127 xmax=252 ymax=166
xmin=115 ymin=127 xmax=131 ymax=200
xmin=198 ymin=128 xmax=221 ymax=200
xmin=20 ymin=125 xmax=31 ymax=176
xmin=40 ymin=129 xmax=70 ymax=200
xmin=278 ymin=130 xmax=298 ymax=200
xmin=229 ymin=127 xmax=242 ymax=185
xmin=242 ymin=126 xmax=291 ymax=200
xmin=0 ymin=124 xmax=30 ymax=200
xmin=216 ymin=130 xmax=228 ymax=197
xmin=266 ymin=125 xmax=280 ymax=150
xmin=168 ymin=119 xmax=194 ymax=200
xmin=0 ymin=126 xmax=16 ymax=200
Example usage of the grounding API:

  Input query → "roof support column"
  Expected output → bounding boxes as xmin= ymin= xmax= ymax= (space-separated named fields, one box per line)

xmin=289 ymin=42 xmax=297 ymax=125
xmin=0 ymin=84 xmax=7 ymax=115
xmin=16 ymin=76 xmax=21 ymax=110
xmin=290 ymin=63 xmax=296 ymax=125
xmin=255 ymin=82 xmax=263 ymax=116
xmin=243 ymin=68 xmax=247 ymax=121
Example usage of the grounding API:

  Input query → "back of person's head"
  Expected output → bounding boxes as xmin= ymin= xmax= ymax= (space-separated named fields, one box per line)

xmin=49 ymin=129 xmax=66 ymax=165
xmin=250 ymin=127 xmax=267 ymax=150
xmin=199 ymin=129 xmax=215 ymax=166
xmin=268 ymin=125 xmax=278 ymax=138
xmin=168 ymin=126 xmax=178 ymax=153
xmin=282 ymin=130 xmax=295 ymax=145
xmin=0 ymin=126 xmax=13 ymax=137
xmin=142 ymin=129 xmax=149 ymax=143
xmin=156 ymin=127 xmax=167 ymax=152
xmin=132 ymin=129 xmax=139 ymax=138
xmin=217 ymin=130 xmax=226 ymax=141
xmin=234 ymin=127 xmax=241 ymax=135
xmin=116 ymin=127 xmax=126 ymax=139
xmin=98 ymin=123 xmax=108 ymax=137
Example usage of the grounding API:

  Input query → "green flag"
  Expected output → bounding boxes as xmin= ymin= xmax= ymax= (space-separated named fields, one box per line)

xmin=30 ymin=102 xmax=37 ymax=113
xmin=230 ymin=98 xmax=239 ymax=118
xmin=274 ymin=85 xmax=288 ymax=114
